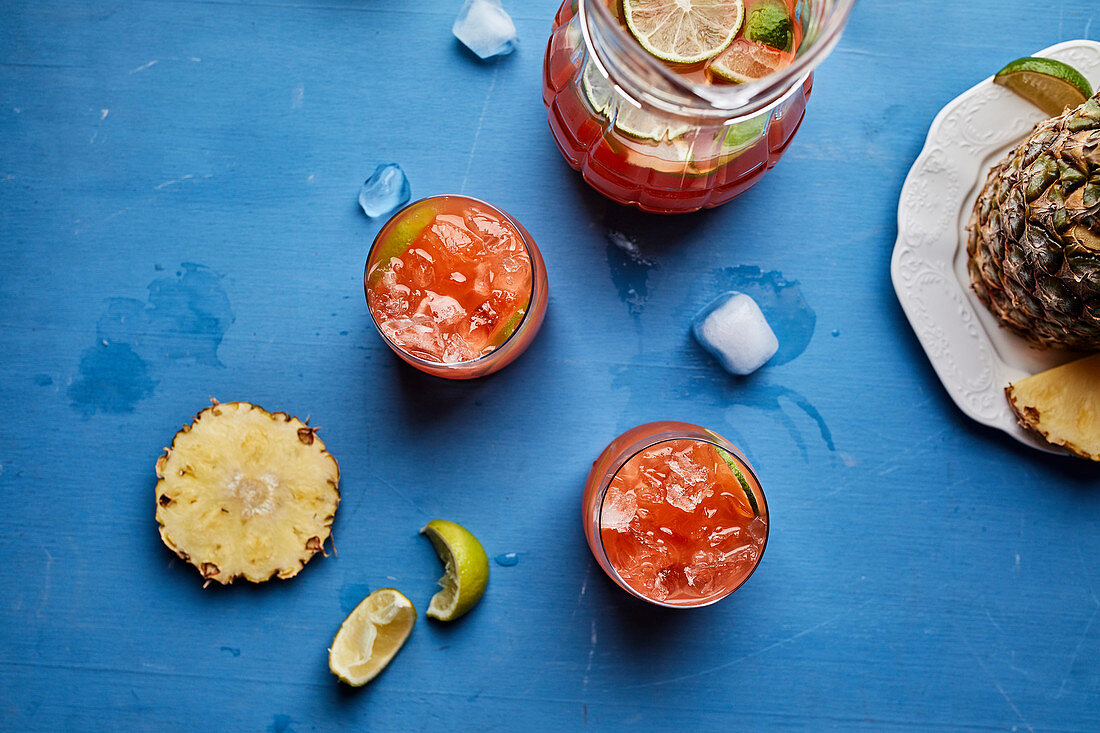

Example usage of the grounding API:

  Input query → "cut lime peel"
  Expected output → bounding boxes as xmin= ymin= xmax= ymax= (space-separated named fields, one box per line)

xmin=582 ymin=62 xmax=613 ymax=117
xmin=994 ymin=57 xmax=1093 ymax=97
xmin=614 ymin=101 xmax=693 ymax=142
xmin=710 ymin=38 xmax=793 ymax=84
xmin=583 ymin=61 xmax=690 ymax=142
xmin=716 ymin=446 xmax=761 ymax=516
xmin=424 ymin=533 xmax=459 ymax=615
xmin=723 ymin=114 xmax=768 ymax=151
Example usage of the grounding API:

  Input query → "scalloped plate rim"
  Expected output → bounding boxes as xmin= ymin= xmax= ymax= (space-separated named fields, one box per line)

xmin=891 ymin=39 xmax=1100 ymax=456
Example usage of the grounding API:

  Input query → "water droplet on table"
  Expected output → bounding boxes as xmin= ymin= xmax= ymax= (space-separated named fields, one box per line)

xmin=495 ymin=552 xmax=519 ymax=567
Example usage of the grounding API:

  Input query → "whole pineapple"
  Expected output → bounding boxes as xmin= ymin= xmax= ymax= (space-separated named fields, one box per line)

xmin=967 ymin=93 xmax=1100 ymax=351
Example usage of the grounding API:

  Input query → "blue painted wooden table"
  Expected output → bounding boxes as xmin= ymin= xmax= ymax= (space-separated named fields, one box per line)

xmin=2 ymin=1 xmax=1099 ymax=730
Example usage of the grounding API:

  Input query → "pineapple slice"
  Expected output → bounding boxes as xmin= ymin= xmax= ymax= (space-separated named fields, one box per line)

xmin=1006 ymin=354 xmax=1100 ymax=462
xmin=155 ymin=400 xmax=340 ymax=584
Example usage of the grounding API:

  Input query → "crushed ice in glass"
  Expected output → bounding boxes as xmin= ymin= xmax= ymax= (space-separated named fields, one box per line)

xmin=453 ymin=0 xmax=517 ymax=60
xmin=602 ymin=487 xmax=638 ymax=532
xmin=693 ymin=291 xmax=779 ymax=375
xmin=358 ymin=163 xmax=410 ymax=218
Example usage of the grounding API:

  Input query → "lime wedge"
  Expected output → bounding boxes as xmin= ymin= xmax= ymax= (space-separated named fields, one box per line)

xmin=328 ymin=588 xmax=416 ymax=687
xmin=710 ymin=38 xmax=793 ymax=83
xmin=488 ymin=307 xmax=526 ymax=348
xmin=368 ymin=204 xmax=437 ymax=284
xmin=624 ymin=0 xmax=745 ymax=65
xmin=715 ymin=446 xmax=761 ymax=516
xmin=420 ymin=519 xmax=489 ymax=621
xmin=994 ymin=57 xmax=1094 ymax=117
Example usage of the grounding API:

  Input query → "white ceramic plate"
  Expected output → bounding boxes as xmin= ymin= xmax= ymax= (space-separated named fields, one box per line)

xmin=891 ymin=40 xmax=1100 ymax=454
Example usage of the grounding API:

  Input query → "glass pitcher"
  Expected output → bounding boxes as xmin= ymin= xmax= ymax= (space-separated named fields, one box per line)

xmin=542 ymin=0 xmax=855 ymax=214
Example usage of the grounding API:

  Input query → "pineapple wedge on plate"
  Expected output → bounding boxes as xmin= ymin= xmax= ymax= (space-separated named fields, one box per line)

xmin=1006 ymin=354 xmax=1100 ymax=461
xmin=155 ymin=400 xmax=340 ymax=585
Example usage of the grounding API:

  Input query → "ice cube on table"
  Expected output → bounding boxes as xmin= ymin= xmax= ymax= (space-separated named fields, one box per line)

xmin=453 ymin=0 xmax=517 ymax=60
xmin=692 ymin=291 xmax=779 ymax=375
xmin=358 ymin=163 xmax=410 ymax=218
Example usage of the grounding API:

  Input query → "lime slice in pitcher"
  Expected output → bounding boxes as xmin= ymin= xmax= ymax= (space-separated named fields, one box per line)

xmin=624 ymin=0 xmax=745 ymax=65
xmin=711 ymin=38 xmax=793 ymax=83
xmin=583 ymin=61 xmax=690 ymax=141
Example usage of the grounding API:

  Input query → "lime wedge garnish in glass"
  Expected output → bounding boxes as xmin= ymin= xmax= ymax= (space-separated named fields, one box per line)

xmin=367 ymin=203 xmax=437 ymax=285
xmin=624 ymin=0 xmax=745 ymax=65
xmin=715 ymin=446 xmax=762 ymax=516
xmin=420 ymin=519 xmax=489 ymax=621
xmin=488 ymin=307 xmax=526 ymax=348
xmin=993 ymin=57 xmax=1094 ymax=117
xmin=328 ymin=588 xmax=416 ymax=687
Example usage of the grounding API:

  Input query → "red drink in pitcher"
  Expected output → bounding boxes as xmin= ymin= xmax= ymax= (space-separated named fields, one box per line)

xmin=543 ymin=0 xmax=854 ymax=213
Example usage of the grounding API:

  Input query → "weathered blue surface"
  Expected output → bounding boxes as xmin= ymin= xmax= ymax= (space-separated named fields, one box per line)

xmin=1 ymin=1 xmax=1099 ymax=730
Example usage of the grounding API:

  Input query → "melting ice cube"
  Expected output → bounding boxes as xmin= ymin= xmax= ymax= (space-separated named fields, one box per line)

xmin=692 ymin=292 xmax=779 ymax=376
xmin=358 ymin=163 xmax=410 ymax=218
xmin=453 ymin=0 xmax=517 ymax=60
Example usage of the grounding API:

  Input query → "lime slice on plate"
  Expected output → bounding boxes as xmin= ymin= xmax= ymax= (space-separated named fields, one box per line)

xmin=993 ymin=57 xmax=1093 ymax=117
xmin=420 ymin=519 xmax=489 ymax=621
xmin=624 ymin=0 xmax=745 ymax=65
xmin=368 ymin=204 xmax=437 ymax=284
xmin=711 ymin=38 xmax=793 ymax=83
xmin=328 ymin=588 xmax=417 ymax=687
